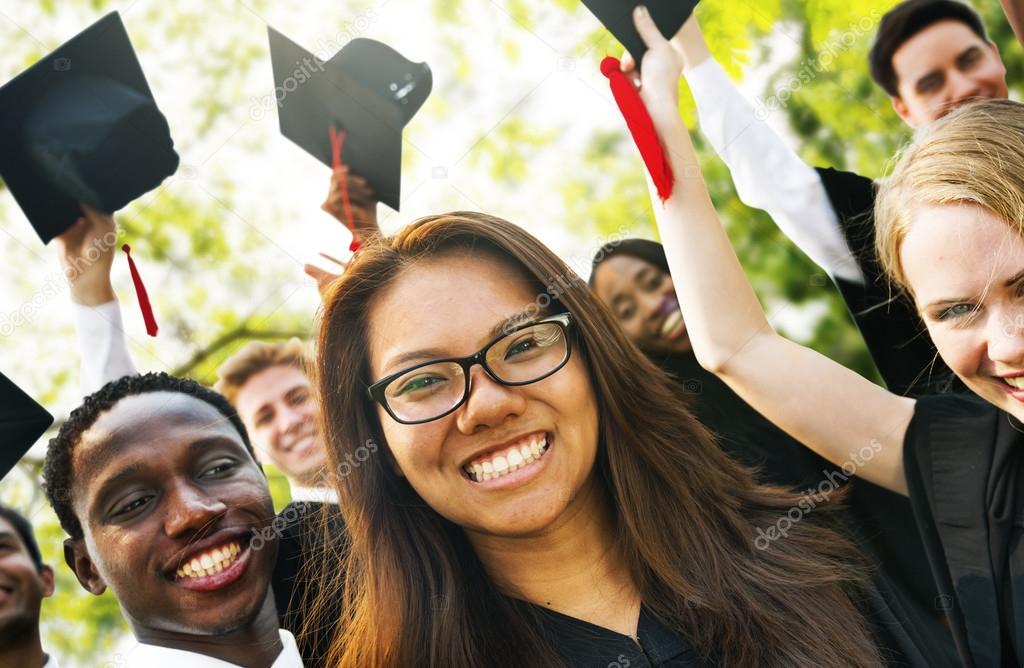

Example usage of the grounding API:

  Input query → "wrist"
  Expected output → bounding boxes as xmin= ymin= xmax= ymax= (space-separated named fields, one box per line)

xmin=70 ymin=281 xmax=116 ymax=306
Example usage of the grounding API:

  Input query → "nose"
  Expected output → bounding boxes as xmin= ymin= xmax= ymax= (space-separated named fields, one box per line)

xmin=163 ymin=481 xmax=228 ymax=538
xmin=946 ymin=69 xmax=983 ymax=106
xmin=639 ymin=290 xmax=664 ymax=324
xmin=277 ymin=402 xmax=308 ymax=436
xmin=455 ymin=365 xmax=527 ymax=435
xmin=987 ymin=309 xmax=1024 ymax=368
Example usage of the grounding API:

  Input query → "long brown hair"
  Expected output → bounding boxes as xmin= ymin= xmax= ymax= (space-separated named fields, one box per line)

xmin=307 ymin=212 xmax=882 ymax=667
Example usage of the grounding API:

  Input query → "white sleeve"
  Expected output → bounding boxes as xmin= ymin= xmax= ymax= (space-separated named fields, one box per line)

xmin=72 ymin=300 xmax=140 ymax=396
xmin=684 ymin=58 xmax=865 ymax=285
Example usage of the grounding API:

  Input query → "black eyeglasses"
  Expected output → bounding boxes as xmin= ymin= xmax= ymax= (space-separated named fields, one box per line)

xmin=367 ymin=312 xmax=575 ymax=425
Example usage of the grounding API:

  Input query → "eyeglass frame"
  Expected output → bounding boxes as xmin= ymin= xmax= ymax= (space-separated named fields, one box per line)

xmin=366 ymin=312 xmax=575 ymax=425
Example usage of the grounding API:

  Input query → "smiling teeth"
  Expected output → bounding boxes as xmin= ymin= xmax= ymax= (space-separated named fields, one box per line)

xmin=1006 ymin=377 xmax=1024 ymax=389
xmin=465 ymin=435 xmax=549 ymax=482
xmin=175 ymin=541 xmax=241 ymax=580
xmin=660 ymin=309 xmax=683 ymax=338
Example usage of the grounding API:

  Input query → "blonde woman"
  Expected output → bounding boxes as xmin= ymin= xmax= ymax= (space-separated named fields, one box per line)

xmin=629 ymin=6 xmax=1024 ymax=667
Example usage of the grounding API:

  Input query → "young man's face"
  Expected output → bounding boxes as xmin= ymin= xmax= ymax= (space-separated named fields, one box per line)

xmin=891 ymin=19 xmax=1008 ymax=127
xmin=0 ymin=516 xmax=53 ymax=641
xmin=234 ymin=365 xmax=328 ymax=486
xmin=64 ymin=392 xmax=278 ymax=638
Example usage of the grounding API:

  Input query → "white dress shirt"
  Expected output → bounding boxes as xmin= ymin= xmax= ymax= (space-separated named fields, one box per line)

xmin=288 ymin=485 xmax=339 ymax=505
xmin=73 ymin=300 xmax=139 ymax=396
xmin=684 ymin=57 xmax=866 ymax=285
xmin=123 ymin=629 xmax=303 ymax=667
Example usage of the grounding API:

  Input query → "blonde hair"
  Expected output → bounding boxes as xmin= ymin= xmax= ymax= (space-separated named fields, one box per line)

xmin=876 ymin=99 xmax=1024 ymax=295
xmin=213 ymin=338 xmax=310 ymax=406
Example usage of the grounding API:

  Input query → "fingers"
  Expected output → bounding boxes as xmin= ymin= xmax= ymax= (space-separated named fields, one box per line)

xmin=318 ymin=251 xmax=348 ymax=270
xmin=303 ymin=263 xmax=340 ymax=287
xmin=620 ymin=50 xmax=636 ymax=73
xmin=632 ymin=5 xmax=666 ymax=50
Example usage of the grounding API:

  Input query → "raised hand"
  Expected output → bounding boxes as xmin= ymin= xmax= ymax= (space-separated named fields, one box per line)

xmin=53 ymin=203 xmax=118 ymax=306
xmin=321 ymin=166 xmax=380 ymax=238
xmin=303 ymin=251 xmax=349 ymax=300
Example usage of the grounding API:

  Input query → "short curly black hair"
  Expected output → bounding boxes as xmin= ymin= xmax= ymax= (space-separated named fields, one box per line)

xmin=869 ymin=0 xmax=988 ymax=97
xmin=42 ymin=372 xmax=256 ymax=540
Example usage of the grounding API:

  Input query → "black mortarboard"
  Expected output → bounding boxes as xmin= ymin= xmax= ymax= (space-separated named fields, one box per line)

xmin=582 ymin=0 xmax=700 ymax=67
xmin=268 ymin=28 xmax=432 ymax=211
xmin=0 ymin=11 xmax=179 ymax=243
xmin=0 ymin=372 xmax=53 ymax=481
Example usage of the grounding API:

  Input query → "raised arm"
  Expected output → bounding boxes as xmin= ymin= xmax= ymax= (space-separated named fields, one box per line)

xmin=671 ymin=17 xmax=863 ymax=285
xmin=1002 ymin=0 xmax=1024 ymax=47
xmin=629 ymin=7 xmax=915 ymax=495
xmin=54 ymin=205 xmax=139 ymax=396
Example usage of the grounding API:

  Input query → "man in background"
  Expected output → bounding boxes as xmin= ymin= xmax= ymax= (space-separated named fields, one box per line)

xmin=0 ymin=504 xmax=58 ymax=668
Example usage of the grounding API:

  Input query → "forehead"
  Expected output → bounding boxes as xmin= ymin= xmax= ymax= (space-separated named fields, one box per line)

xmin=73 ymin=392 xmax=247 ymax=489
xmin=368 ymin=252 xmax=539 ymax=373
xmin=892 ymin=20 xmax=983 ymax=74
xmin=235 ymin=364 xmax=309 ymax=415
xmin=593 ymin=255 xmax=658 ymax=295
xmin=900 ymin=203 xmax=1024 ymax=303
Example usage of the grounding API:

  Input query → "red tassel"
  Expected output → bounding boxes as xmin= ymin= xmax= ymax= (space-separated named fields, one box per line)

xmin=122 ymin=244 xmax=158 ymax=337
xmin=329 ymin=126 xmax=359 ymax=251
xmin=600 ymin=56 xmax=674 ymax=202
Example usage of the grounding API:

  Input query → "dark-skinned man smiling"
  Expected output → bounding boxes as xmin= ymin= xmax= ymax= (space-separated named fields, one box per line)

xmin=41 ymin=373 xmax=303 ymax=667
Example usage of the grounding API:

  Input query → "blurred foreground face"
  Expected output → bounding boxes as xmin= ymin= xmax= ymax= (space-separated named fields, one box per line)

xmin=68 ymin=392 xmax=277 ymax=637
xmin=234 ymin=365 xmax=329 ymax=485
xmin=0 ymin=516 xmax=53 ymax=641
xmin=591 ymin=254 xmax=690 ymax=355
xmin=891 ymin=20 xmax=1007 ymax=127
xmin=367 ymin=252 xmax=601 ymax=539
xmin=903 ymin=203 xmax=1024 ymax=420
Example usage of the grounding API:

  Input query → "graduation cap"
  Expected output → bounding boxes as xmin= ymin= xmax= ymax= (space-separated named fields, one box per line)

xmin=0 ymin=11 xmax=179 ymax=244
xmin=582 ymin=0 xmax=700 ymax=67
xmin=268 ymin=28 xmax=432 ymax=212
xmin=0 ymin=372 xmax=53 ymax=481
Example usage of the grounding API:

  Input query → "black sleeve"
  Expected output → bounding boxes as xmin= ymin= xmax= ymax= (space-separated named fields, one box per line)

xmin=815 ymin=167 xmax=960 ymax=397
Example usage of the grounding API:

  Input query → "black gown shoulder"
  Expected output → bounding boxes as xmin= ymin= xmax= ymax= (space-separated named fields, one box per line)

xmin=272 ymin=500 xmax=348 ymax=667
xmin=815 ymin=166 xmax=959 ymax=397
xmin=653 ymin=352 xmax=958 ymax=666
xmin=904 ymin=393 xmax=1024 ymax=667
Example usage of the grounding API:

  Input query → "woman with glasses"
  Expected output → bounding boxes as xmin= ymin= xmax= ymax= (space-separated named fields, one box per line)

xmin=629 ymin=5 xmax=1024 ymax=665
xmin=309 ymin=210 xmax=884 ymax=666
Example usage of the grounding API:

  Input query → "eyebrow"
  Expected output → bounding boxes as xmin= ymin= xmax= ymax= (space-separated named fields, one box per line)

xmin=382 ymin=315 xmax=528 ymax=373
xmin=923 ymin=268 xmax=1024 ymax=310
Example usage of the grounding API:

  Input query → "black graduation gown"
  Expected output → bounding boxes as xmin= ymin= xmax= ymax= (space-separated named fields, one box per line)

xmin=654 ymin=352 xmax=959 ymax=666
xmin=904 ymin=394 xmax=1024 ymax=667
xmin=815 ymin=167 xmax=963 ymax=397
xmin=272 ymin=500 xmax=347 ymax=667
xmin=523 ymin=601 xmax=713 ymax=667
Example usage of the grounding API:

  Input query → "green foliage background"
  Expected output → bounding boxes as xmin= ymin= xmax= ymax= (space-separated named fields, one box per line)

xmin=0 ymin=0 xmax=1020 ymax=664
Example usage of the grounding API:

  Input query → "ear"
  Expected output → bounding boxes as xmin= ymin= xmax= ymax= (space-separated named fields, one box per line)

xmin=890 ymin=95 xmax=914 ymax=124
xmin=38 ymin=565 xmax=55 ymax=598
xmin=63 ymin=538 xmax=106 ymax=596
xmin=988 ymin=41 xmax=1007 ymax=74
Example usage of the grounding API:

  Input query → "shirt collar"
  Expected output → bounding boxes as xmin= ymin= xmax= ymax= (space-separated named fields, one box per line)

xmin=288 ymin=485 xmax=338 ymax=504
xmin=125 ymin=629 xmax=303 ymax=667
